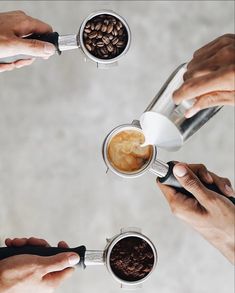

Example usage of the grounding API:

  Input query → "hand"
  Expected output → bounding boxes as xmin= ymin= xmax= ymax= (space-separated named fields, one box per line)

xmin=173 ymin=34 xmax=235 ymax=118
xmin=157 ymin=163 xmax=235 ymax=264
xmin=0 ymin=237 xmax=79 ymax=293
xmin=0 ymin=10 xmax=55 ymax=72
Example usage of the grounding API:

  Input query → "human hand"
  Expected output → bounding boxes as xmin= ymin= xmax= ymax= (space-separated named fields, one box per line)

xmin=173 ymin=34 xmax=235 ymax=118
xmin=0 ymin=237 xmax=79 ymax=293
xmin=157 ymin=163 xmax=235 ymax=264
xmin=0 ymin=10 xmax=55 ymax=72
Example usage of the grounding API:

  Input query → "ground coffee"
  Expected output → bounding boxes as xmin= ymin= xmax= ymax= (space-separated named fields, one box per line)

xmin=83 ymin=14 xmax=128 ymax=59
xmin=110 ymin=236 xmax=154 ymax=282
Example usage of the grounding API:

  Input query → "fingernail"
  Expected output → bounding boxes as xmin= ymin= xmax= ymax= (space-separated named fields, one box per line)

xmin=68 ymin=254 xmax=80 ymax=266
xmin=173 ymin=165 xmax=187 ymax=177
xmin=225 ymin=184 xmax=234 ymax=196
xmin=205 ymin=172 xmax=213 ymax=182
xmin=185 ymin=107 xmax=200 ymax=118
xmin=44 ymin=43 xmax=55 ymax=55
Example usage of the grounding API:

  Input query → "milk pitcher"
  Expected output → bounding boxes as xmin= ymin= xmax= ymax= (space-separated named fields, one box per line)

xmin=140 ymin=63 xmax=222 ymax=151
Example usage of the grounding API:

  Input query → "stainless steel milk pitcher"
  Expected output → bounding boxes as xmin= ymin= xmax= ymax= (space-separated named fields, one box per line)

xmin=140 ymin=63 xmax=222 ymax=151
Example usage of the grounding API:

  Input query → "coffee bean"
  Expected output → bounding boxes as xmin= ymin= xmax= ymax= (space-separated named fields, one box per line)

xmin=101 ymin=24 xmax=107 ymax=32
xmin=107 ymin=43 xmax=114 ymax=52
xmin=116 ymin=41 xmax=125 ymax=48
xmin=112 ymin=37 xmax=119 ymax=45
xmin=108 ymin=34 xmax=114 ymax=40
xmin=101 ymin=47 xmax=108 ymax=55
xmin=95 ymin=22 xmax=102 ymax=31
xmin=112 ymin=28 xmax=118 ymax=36
xmin=85 ymin=43 xmax=92 ymax=51
xmin=85 ymin=22 xmax=91 ymax=28
xmin=104 ymin=19 xmax=109 ymax=25
xmin=91 ymin=23 xmax=95 ymax=30
xmin=102 ymin=36 xmax=110 ymax=45
xmin=107 ymin=23 xmax=114 ymax=33
xmin=97 ymin=41 xmax=104 ymax=47
xmin=89 ymin=31 xmax=97 ymax=39
xmin=84 ymin=28 xmax=91 ymax=33
xmin=118 ymin=28 xmax=124 ymax=36
xmin=97 ymin=31 xmax=103 ymax=39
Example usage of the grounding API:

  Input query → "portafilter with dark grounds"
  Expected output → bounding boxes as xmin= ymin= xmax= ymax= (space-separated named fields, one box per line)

xmin=0 ymin=228 xmax=157 ymax=289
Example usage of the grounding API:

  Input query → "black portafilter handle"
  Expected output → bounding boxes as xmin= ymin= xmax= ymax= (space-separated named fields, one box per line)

xmin=24 ymin=32 xmax=60 ymax=54
xmin=0 ymin=245 xmax=86 ymax=268
xmin=159 ymin=161 xmax=235 ymax=205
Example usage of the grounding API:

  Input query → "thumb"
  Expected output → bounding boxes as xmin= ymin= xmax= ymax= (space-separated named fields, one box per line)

xmin=173 ymin=163 xmax=213 ymax=207
xmin=40 ymin=253 xmax=80 ymax=275
xmin=8 ymin=38 xmax=55 ymax=58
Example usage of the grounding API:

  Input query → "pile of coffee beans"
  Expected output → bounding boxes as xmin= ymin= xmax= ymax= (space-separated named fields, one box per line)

xmin=83 ymin=14 xmax=128 ymax=60
xmin=110 ymin=237 xmax=154 ymax=282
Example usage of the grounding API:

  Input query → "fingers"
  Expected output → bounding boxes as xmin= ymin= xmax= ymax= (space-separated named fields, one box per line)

xmin=0 ymin=58 xmax=35 ymax=72
xmin=15 ymin=16 xmax=53 ymax=37
xmin=43 ymin=267 xmax=75 ymax=287
xmin=157 ymin=180 xmax=204 ymax=218
xmin=209 ymin=172 xmax=235 ymax=197
xmin=173 ymin=65 xmax=235 ymax=105
xmin=58 ymin=241 xmax=69 ymax=248
xmin=41 ymin=253 xmax=80 ymax=274
xmin=172 ymin=163 xmax=214 ymax=207
xmin=5 ymin=237 xmax=50 ymax=247
xmin=7 ymin=38 xmax=55 ymax=58
xmin=5 ymin=238 xmax=28 ymax=247
xmin=193 ymin=34 xmax=234 ymax=59
xmin=188 ymin=164 xmax=213 ymax=184
xmin=185 ymin=91 xmax=235 ymax=118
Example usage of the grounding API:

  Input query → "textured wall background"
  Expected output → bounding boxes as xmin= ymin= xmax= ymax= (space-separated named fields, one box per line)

xmin=0 ymin=1 xmax=234 ymax=293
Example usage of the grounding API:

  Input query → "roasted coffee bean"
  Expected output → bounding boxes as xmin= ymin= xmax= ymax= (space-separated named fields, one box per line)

xmin=104 ymin=19 xmax=109 ymax=25
xmin=85 ymin=43 xmax=92 ymax=51
xmin=116 ymin=20 xmax=123 ymax=30
xmin=116 ymin=41 xmax=125 ymax=48
xmin=101 ymin=24 xmax=107 ymax=32
xmin=107 ymin=23 xmax=114 ymax=33
xmin=97 ymin=41 xmax=104 ymax=47
xmin=107 ymin=43 xmax=114 ymax=52
xmin=101 ymin=47 xmax=108 ymax=55
xmin=102 ymin=35 xmax=110 ymax=45
xmin=95 ymin=22 xmax=102 ymax=31
xmin=97 ymin=31 xmax=103 ymax=39
xmin=85 ymin=22 xmax=91 ymax=28
xmin=112 ymin=28 xmax=118 ymax=36
xmin=112 ymin=37 xmax=119 ymax=45
xmin=118 ymin=28 xmax=124 ymax=36
xmin=89 ymin=31 xmax=97 ymax=39
xmin=108 ymin=34 xmax=114 ymax=40
xmin=91 ymin=23 xmax=95 ymax=30
xmin=84 ymin=28 xmax=91 ymax=33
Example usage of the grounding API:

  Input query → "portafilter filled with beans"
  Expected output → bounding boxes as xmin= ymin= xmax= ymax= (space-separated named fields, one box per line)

xmin=0 ymin=10 xmax=131 ymax=68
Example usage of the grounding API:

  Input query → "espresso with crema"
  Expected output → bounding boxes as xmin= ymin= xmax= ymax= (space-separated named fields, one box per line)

xmin=107 ymin=130 xmax=153 ymax=173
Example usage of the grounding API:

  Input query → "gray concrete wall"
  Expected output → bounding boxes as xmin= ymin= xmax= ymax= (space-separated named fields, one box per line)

xmin=0 ymin=1 xmax=234 ymax=293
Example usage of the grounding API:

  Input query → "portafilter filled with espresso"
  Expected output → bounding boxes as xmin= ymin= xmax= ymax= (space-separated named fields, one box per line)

xmin=0 ymin=10 xmax=131 ymax=68
xmin=0 ymin=228 xmax=157 ymax=289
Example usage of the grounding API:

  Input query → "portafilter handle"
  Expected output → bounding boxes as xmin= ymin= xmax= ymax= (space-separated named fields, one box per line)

xmin=159 ymin=161 xmax=235 ymax=205
xmin=0 ymin=245 xmax=86 ymax=268
xmin=0 ymin=33 xmax=78 ymax=63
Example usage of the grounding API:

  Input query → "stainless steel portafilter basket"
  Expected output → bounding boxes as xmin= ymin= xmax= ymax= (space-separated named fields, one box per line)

xmin=0 ymin=10 xmax=131 ymax=68
xmin=0 ymin=228 xmax=157 ymax=289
